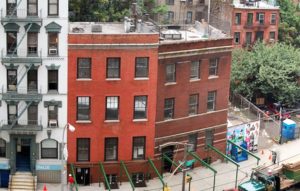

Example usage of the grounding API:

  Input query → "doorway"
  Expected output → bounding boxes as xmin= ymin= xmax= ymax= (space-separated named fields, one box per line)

xmin=162 ymin=145 xmax=175 ymax=172
xmin=16 ymin=138 xmax=31 ymax=171
xmin=75 ymin=168 xmax=90 ymax=185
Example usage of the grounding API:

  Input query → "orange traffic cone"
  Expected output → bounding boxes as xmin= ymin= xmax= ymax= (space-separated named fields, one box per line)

xmin=269 ymin=153 xmax=272 ymax=160
xmin=43 ymin=184 xmax=47 ymax=191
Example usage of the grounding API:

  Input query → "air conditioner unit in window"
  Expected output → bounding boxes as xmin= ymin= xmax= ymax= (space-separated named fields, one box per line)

xmin=48 ymin=119 xmax=58 ymax=128
xmin=49 ymin=48 xmax=58 ymax=55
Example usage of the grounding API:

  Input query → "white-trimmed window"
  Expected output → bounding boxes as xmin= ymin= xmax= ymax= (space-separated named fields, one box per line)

xmin=209 ymin=58 xmax=219 ymax=76
xmin=48 ymin=0 xmax=58 ymax=16
xmin=190 ymin=61 xmax=200 ymax=80
xmin=134 ymin=96 xmax=147 ymax=119
xmin=41 ymin=139 xmax=58 ymax=159
xmin=104 ymin=138 xmax=118 ymax=161
xmin=105 ymin=96 xmax=119 ymax=120
xmin=77 ymin=58 xmax=91 ymax=79
xmin=207 ymin=91 xmax=216 ymax=112
xmin=135 ymin=57 xmax=149 ymax=78
xmin=77 ymin=97 xmax=91 ymax=120
xmin=132 ymin=137 xmax=145 ymax=160
xmin=189 ymin=94 xmax=198 ymax=115
xmin=166 ymin=64 xmax=176 ymax=83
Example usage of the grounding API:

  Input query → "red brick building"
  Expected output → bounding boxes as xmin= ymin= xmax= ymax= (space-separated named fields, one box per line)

xmin=68 ymin=22 xmax=159 ymax=185
xmin=210 ymin=0 xmax=280 ymax=48
xmin=67 ymin=20 xmax=232 ymax=186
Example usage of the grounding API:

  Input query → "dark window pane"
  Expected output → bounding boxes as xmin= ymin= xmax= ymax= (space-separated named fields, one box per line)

xmin=164 ymin=98 xmax=174 ymax=119
xmin=189 ymin=94 xmax=198 ymax=115
xmin=209 ymin=58 xmax=219 ymax=76
xmin=77 ymin=97 xmax=90 ymax=120
xmin=190 ymin=61 xmax=200 ymax=79
xmin=105 ymin=96 xmax=119 ymax=120
xmin=77 ymin=138 xmax=90 ymax=161
xmin=135 ymin=57 xmax=149 ymax=78
xmin=48 ymin=70 xmax=58 ymax=91
xmin=166 ymin=64 xmax=176 ymax=82
xmin=132 ymin=137 xmax=145 ymax=160
xmin=207 ymin=91 xmax=216 ymax=111
xmin=107 ymin=58 xmax=120 ymax=78
xmin=0 ymin=139 xmax=6 ymax=157
xmin=134 ymin=96 xmax=147 ymax=119
xmin=105 ymin=138 xmax=118 ymax=161
xmin=41 ymin=139 xmax=58 ymax=159
xmin=77 ymin=58 xmax=91 ymax=78
xmin=7 ymin=32 xmax=17 ymax=55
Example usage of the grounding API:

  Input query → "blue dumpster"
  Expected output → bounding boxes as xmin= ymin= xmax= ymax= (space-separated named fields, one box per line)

xmin=282 ymin=119 xmax=297 ymax=140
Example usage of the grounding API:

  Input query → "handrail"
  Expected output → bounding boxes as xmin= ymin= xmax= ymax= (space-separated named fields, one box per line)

xmin=207 ymin=144 xmax=240 ymax=188
xmin=162 ymin=154 xmax=182 ymax=172
xmin=188 ymin=151 xmax=217 ymax=191
xmin=99 ymin=162 xmax=111 ymax=191
xmin=148 ymin=158 xmax=165 ymax=187
xmin=227 ymin=140 xmax=260 ymax=165
xmin=120 ymin=161 xmax=135 ymax=191
xmin=70 ymin=164 xmax=78 ymax=191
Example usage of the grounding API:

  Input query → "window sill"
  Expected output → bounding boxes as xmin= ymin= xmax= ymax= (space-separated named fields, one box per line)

xmin=47 ymin=15 xmax=59 ymax=18
xmin=47 ymin=54 xmax=59 ymax=57
xmin=47 ymin=90 xmax=59 ymax=94
xmin=76 ymin=120 xmax=92 ymax=124
xmin=164 ymin=118 xmax=174 ymax=121
xmin=76 ymin=78 xmax=92 ymax=81
xmin=190 ymin=79 xmax=200 ymax=82
xmin=208 ymin=76 xmax=219 ymax=79
xmin=104 ymin=120 xmax=120 ymax=123
xmin=106 ymin=78 xmax=121 ymax=81
xmin=134 ymin=77 xmax=149 ymax=81
xmin=164 ymin=82 xmax=177 ymax=86
xmin=133 ymin=119 xmax=148 ymax=122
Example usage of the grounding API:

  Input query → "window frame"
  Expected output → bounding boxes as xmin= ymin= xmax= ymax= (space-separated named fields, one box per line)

xmin=77 ymin=58 xmax=92 ymax=79
xmin=48 ymin=32 xmax=59 ymax=56
xmin=106 ymin=57 xmax=120 ymax=79
xmin=48 ymin=69 xmax=58 ymax=92
xmin=7 ymin=32 xmax=17 ymax=55
xmin=132 ymin=137 xmax=146 ymax=160
xmin=270 ymin=13 xmax=276 ymax=25
xmin=48 ymin=0 xmax=59 ymax=16
xmin=164 ymin=98 xmax=175 ymax=120
xmin=76 ymin=96 xmax=91 ymax=121
xmin=105 ymin=96 xmax=119 ymax=120
xmin=209 ymin=58 xmax=219 ymax=76
xmin=76 ymin=138 xmax=90 ymax=162
xmin=235 ymin=13 xmax=241 ymax=25
xmin=7 ymin=0 xmax=17 ymax=16
xmin=188 ymin=133 xmax=198 ymax=152
xmin=186 ymin=11 xmax=193 ymax=24
xmin=247 ymin=13 xmax=253 ymax=25
xmin=41 ymin=139 xmax=58 ymax=159
xmin=165 ymin=63 xmax=176 ymax=83
xmin=205 ymin=129 xmax=214 ymax=149
xmin=28 ymin=0 xmax=38 ymax=16
xmin=257 ymin=13 xmax=265 ymax=24
xmin=246 ymin=32 xmax=252 ymax=45
xmin=166 ymin=0 xmax=174 ymax=5
xmin=104 ymin=137 xmax=118 ymax=161
xmin=134 ymin=96 xmax=148 ymax=120
xmin=135 ymin=57 xmax=149 ymax=78
xmin=27 ymin=32 xmax=38 ymax=56
xmin=269 ymin=32 xmax=276 ymax=40
xmin=167 ymin=11 xmax=174 ymax=22
xmin=0 ymin=139 xmax=6 ymax=158
xmin=234 ymin=32 xmax=240 ymax=44
xmin=207 ymin=91 xmax=216 ymax=112
xmin=189 ymin=94 xmax=199 ymax=115
xmin=190 ymin=61 xmax=200 ymax=80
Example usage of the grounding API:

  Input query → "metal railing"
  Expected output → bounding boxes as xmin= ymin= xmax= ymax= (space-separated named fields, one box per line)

xmin=1 ymin=9 xmax=42 ymax=20
xmin=1 ymin=49 xmax=42 ymax=59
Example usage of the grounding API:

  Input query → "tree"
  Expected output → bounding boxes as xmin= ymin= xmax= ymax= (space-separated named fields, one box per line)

xmin=231 ymin=42 xmax=300 ymax=107
xmin=277 ymin=0 xmax=300 ymax=47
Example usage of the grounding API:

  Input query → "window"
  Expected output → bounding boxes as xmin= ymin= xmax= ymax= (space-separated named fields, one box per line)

xmin=164 ymin=98 xmax=174 ymax=120
xmin=8 ymin=104 xmax=17 ymax=125
xmin=257 ymin=13 xmax=265 ymax=24
xmin=28 ymin=105 xmax=38 ymax=125
xmin=132 ymin=137 xmax=145 ymax=160
xmin=269 ymin=32 xmax=275 ymax=40
xmin=41 ymin=139 xmax=58 ymax=159
xmin=166 ymin=64 xmax=176 ymax=83
xmin=28 ymin=0 xmax=38 ymax=16
xmin=105 ymin=96 xmax=119 ymax=120
xmin=7 ymin=0 xmax=17 ymax=16
xmin=189 ymin=94 xmax=198 ymax=115
xmin=246 ymin=32 xmax=252 ymax=45
xmin=167 ymin=11 xmax=174 ymax=22
xmin=209 ymin=58 xmax=219 ymax=76
xmin=234 ymin=32 xmax=240 ymax=44
xmin=205 ymin=129 xmax=214 ymax=148
xmin=186 ymin=11 xmax=193 ymax=24
xmin=48 ymin=105 xmax=58 ymax=126
xmin=48 ymin=70 xmax=58 ymax=91
xmin=27 ymin=32 xmax=38 ymax=55
xmin=235 ymin=13 xmax=241 ymax=25
xmin=270 ymin=13 xmax=276 ymax=25
xmin=134 ymin=96 xmax=147 ymax=119
xmin=28 ymin=69 xmax=37 ymax=91
xmin=207 ymin=91 xmax=216 ymax=112
xmin=105 ymin=138 xmax=118 ymax=161
xmin=48 ymin=0 xmax=58 ymax=16
xmin=77 ymin=97 xmax=90 ymax=120
xmin=188 ymin=133 xmax=198 ymax=152
xmin=190 ymin=61 xmax=200 ymax=80
xmin=77 ymin=58 xmax=91 ymax=79
xmin=255 ymin=31 xmax=264 ymax=41
xmin=0 ymin=139 xmax=6 ymax=157
xmin=48 ymin=33 xmax=58 ymax=55
xmin=77 ymin=138 xmax=90 ymax=161
xmin=7 ymin=32 xmax=17 ymax=55
xmin=107 ymin=58 xmax=120 ymax=79
xmin=132 ymin=173 xmax=145 ymax=185
xmin=135 ymin=57 xmax=149 ymax=78
xmin=7 ymin=69 xmax=17 ymax=91
xmin=247 ymin=13 xmax=253 ymax=25
xmin=166 ymin=0 xmax=174 ymax=5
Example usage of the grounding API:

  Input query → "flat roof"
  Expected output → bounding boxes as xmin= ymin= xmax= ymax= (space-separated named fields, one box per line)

xmin=233 ymin=0 xmax=279 ymax=9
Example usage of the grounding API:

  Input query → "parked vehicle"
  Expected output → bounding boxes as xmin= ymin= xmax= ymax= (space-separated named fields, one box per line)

xmin=267 ymin=103 xmax=291 ymax=120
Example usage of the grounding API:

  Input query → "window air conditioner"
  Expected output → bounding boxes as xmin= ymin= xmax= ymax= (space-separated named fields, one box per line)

xmin=48 ymin=119 xmax=58 ymax=127
xmin=49 ymin=48 xmax=58 ymax=55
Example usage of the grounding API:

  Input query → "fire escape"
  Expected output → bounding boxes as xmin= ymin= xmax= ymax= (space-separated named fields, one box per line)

xmin=0 ymin=0 xmax=43 ymax=134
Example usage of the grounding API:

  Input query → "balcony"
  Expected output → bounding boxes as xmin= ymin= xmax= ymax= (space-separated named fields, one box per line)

xmin=0 ymin=120 xmax=42 ymax=134
xmin=1 ymin=49 xmax=42 ymax=64
xmin=1 ymin=87 xmax=42 ymax=102
xmin=244 ymin=23 xmax=269 ymax=30
xmin=0 ymin=9 xmax=42 ymax=23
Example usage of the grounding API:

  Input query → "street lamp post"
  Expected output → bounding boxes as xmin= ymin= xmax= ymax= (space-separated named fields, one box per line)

xmin=61 ymin=123 xmax=76 ymax=191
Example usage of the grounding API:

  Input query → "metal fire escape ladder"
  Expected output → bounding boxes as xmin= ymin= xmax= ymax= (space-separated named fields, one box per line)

xmin=10 ymin=101 xmax=32 ymax=128
xmin=8 ymin=0 xmax=23 ymax=18
xmin=10 ymin=22 xmax=33 ymax=56
xmin=16 ymin=63 xmax=33 ymax=87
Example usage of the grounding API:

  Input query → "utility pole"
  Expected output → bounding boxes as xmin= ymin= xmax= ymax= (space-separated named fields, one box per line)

xmin=181 ymin=143 xmax=188 ymax=191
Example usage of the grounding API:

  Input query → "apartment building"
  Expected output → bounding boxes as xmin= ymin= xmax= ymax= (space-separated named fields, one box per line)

xmin=210 ymin=0 xmax=280 ymax=48
xmin=156 ymin=0 xmax=208 ymax=24
xmin=68 ymin=21 xmax=159 ymax=187
xmin=0 ymin=0 xmax=68 ymax=187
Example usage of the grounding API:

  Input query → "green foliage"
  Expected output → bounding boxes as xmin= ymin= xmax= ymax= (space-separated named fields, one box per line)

xmin=277 ymin=0 xmax=300 ymax=47
xmin=231 ymin=42 xmax=300 ymax=107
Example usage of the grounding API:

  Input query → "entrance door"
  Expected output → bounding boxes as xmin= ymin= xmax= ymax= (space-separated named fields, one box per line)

xmin=27 ymin=69 xmax=37 ymax=92
xmin=162 ymin=146 xmax=175 ymax=172
xmin=16 ymin=138 xmax=31 ymax=171
xmin=75 ymin=168 xmax=90 ymax=185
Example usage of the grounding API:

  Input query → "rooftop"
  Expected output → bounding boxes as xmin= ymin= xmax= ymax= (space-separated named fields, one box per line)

xmin=233 ymin=0 xmax=279 ymax=9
